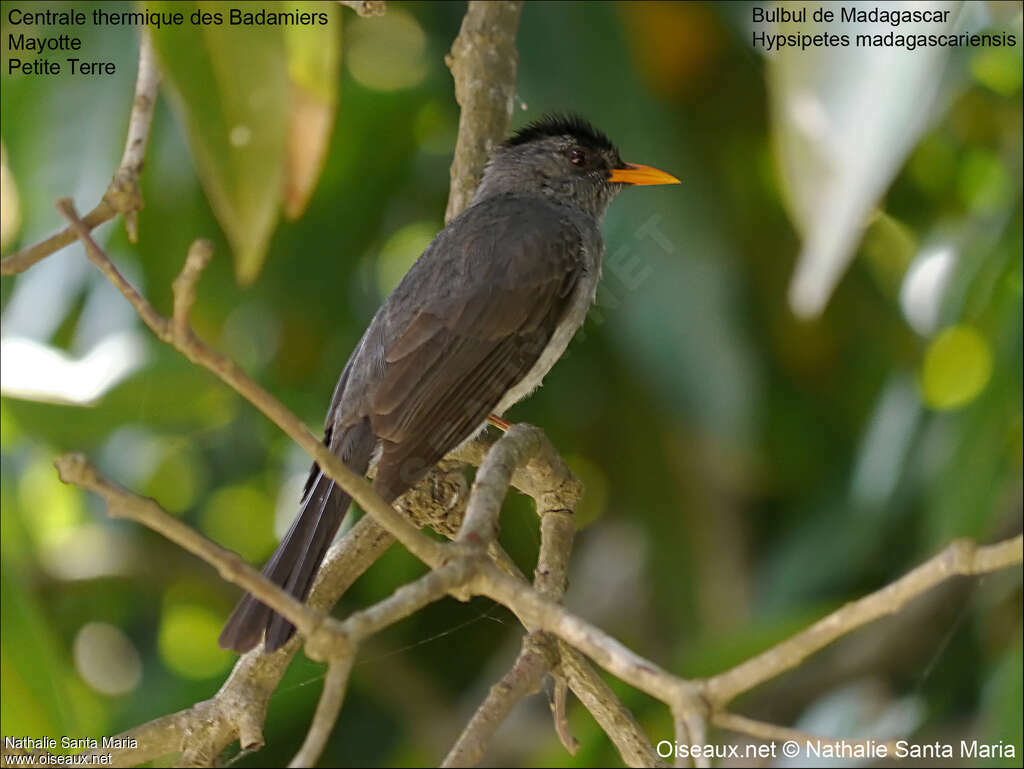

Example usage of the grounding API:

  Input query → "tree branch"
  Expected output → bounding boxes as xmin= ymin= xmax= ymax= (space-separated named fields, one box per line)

xmin=1 ymin=30 xmax=158 ymax=275
xmin=56 ymin=198 xmax=450 ymax=572
xmin=289 ymin=658 xmax=354 ymax=768
xmin=701 ymin=535 xmax=1024 ymax=707
xmin=337 ymin=0 xmax=386 ymax=16
xmin=443 ymin=634 xmax=558 ymax=767
xmin=53 ymin=453 xmax=320 ymax=638
xmin=444 ymin=1 xmax=524 ymax=223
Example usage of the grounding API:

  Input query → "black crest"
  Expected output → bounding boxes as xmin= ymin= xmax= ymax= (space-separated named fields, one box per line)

xmin=504 ymin=113 xmax=616 ymax=153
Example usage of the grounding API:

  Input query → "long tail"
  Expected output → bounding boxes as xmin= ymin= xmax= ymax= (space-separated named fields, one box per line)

xmin=219 ymin=421 xmax=374 ymax=653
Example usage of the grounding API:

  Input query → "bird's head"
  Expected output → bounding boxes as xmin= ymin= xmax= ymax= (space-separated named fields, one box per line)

xmin=472 ymin=113 xmax=679 ymax=218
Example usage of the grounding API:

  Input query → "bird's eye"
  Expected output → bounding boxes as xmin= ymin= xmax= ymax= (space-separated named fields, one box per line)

xmin=569 ymin=148 xmax=587 ymax=167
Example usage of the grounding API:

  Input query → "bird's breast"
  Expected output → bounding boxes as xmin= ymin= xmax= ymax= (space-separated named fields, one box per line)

xmin=493 ymin=256 xmax=600 ymax=415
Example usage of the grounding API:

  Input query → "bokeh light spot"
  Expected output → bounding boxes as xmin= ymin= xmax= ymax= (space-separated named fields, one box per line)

xmin=18 ymin=453 xmax=84 ymax=550
xmin=73 ymin=622 xmax=142 ymax=696
xmin=920 ymin=325 xmax=993 ymax=410
xmin=970 ymin=47 xmax=1023 ymax=96
xmin=908 ymin=135 xmax=957 ymax=197
xmin=143 ymin=444 xmax=205 ymax=515
xmin=200 ymin=483 xmax=276 ymax=562
xmin=0 ymin=401 xmax=21 ymax=449
xmin=346 ymin=10 xmax=427 ymax=92
xmin=957 ymin=149 xmax=1012 ymax=213
xmin=565 ymin=454 xmax=609 ymax=529
xmin=158 ymin=604 xmax=232 ymax=679
xmin=0 ymin=142 xmax=21 ymax=250
xmin=376 ymin=221 xmax=438 ymax=297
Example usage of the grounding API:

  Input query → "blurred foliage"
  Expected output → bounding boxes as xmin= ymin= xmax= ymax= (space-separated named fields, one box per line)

xmin=1 ymin=1 xmax=1021 ymax=767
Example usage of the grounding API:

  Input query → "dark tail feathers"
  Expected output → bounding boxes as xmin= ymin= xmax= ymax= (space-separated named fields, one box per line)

xmin=218 ymin=420 xmax=375 ymax=654
xmin=218 ymin=470 xmax=351 ymax=653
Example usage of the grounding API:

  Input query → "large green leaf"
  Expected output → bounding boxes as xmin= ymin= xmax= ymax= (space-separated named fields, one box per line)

xmin=148 ymin=2 xmax=290 ymax=284
xmin=283 ymin=2 xmax=341 ymax=219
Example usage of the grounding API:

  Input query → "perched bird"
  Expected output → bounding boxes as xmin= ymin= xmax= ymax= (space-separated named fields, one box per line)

xmin=219 ymin=113 xmax=679 ymax=653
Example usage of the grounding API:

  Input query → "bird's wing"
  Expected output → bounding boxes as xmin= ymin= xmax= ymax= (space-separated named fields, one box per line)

xmin=365 ymin=197 xmax=585 ymax=501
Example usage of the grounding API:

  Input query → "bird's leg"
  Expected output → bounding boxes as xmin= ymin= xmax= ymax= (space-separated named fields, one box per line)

xmin=487 ymin=415 xmax=511 ymax=431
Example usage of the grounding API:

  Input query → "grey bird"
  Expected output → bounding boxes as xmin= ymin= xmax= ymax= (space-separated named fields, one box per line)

xmin=219 ymin=114 xmax=679 ymax=653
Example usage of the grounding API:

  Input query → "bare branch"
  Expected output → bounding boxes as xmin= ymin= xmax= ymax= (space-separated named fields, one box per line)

xmin=443 ymin=634 xmax=557 ymax=767
xmin=56 ymin=199 xmax=449 ymax=572
xmin=674 ymin=707 xmax=709 ymax=769
xmin=444 ymin=0 xmax=524 ymax=222
xmin=702 ymin=535 xmax=1024 ymax=707
xmin=1 ymin=30 xmax=158 ymax=275
xmin=56 ymin=199 xmax=170 ymax=337
xmin=289 ymin=658 xmax=355 ymax=768
xmin=343 ymin=559 xmax=478 ymax=641
xmin=551 ymin=676 xmax=579 ymax=756
xmin=172 ymin=238 xmax=215 ymax=339
xmin=115 ymin=29 xmax=160 ymax=242
xmin=1 ymin=203 xmax=117 ymax=276
xmin=445 ymin=429 xmax=578 ymax=767
xmin=556 ymin=647 xmax=666 ymax=768
xmin=53 ymin=453 xmax=322 ymax=643
xmin=457 ymin=423 xmax=548 ymax=547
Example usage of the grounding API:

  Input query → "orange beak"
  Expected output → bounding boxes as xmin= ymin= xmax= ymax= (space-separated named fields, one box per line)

xmin=608 ymin=162 xmax=680 ymax=186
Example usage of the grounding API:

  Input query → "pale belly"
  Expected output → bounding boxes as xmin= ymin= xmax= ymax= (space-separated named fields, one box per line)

xmin=493 ymin=264 xmax=599 ymax=415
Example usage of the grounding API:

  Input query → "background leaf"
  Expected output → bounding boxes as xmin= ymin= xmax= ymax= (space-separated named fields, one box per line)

xmin=283 ymin=2 xmax=341 ymax=220
xmin=147 ymin=1 xmax=290 ymax=284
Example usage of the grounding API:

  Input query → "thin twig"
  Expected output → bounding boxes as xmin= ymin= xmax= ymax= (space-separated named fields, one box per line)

xmin=551 ymin=676 xmax=579 ymax=756
xmin=56 ymin=199 xmax=450 ymax=572
xmin=289 ymin=658 xmax=355 ymax=768
xmin=701 ymin=535 xmax=1024 ymax=706
xmin=53 ymin=453 xmax=321 ymax=640
xmin=556 ymin=647 xmax=666 ymax=768
xmin=1 ymin=30 xmax=159 ymax=275
xmin=442 ymin=634 xmax=557 ymax=767
xmin=56 ymin=199 xmax=169 ymax=335
xmin=342 ymin=559 xmax=478 ymax=641
xmin=172 ymin=238 xmax=214 ymax=339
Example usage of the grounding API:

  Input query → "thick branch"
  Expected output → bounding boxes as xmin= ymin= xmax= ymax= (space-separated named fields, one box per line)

xmin=444 ymin=0 xmax=524 ymax=222
xmin=1 ymin=30 xmax=158 ymax=275
xmin=444 ymin=428 xmax=579 ymax=766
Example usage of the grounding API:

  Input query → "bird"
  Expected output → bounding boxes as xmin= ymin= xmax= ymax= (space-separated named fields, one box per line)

xmin=219 ymin=113 xmax=679 ymax=653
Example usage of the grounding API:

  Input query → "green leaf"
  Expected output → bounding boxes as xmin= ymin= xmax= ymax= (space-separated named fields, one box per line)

xmin=147 ymin=2 xmax=290 ymax=284
xmin=283 ymin=2 xmax=341 ymax=219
